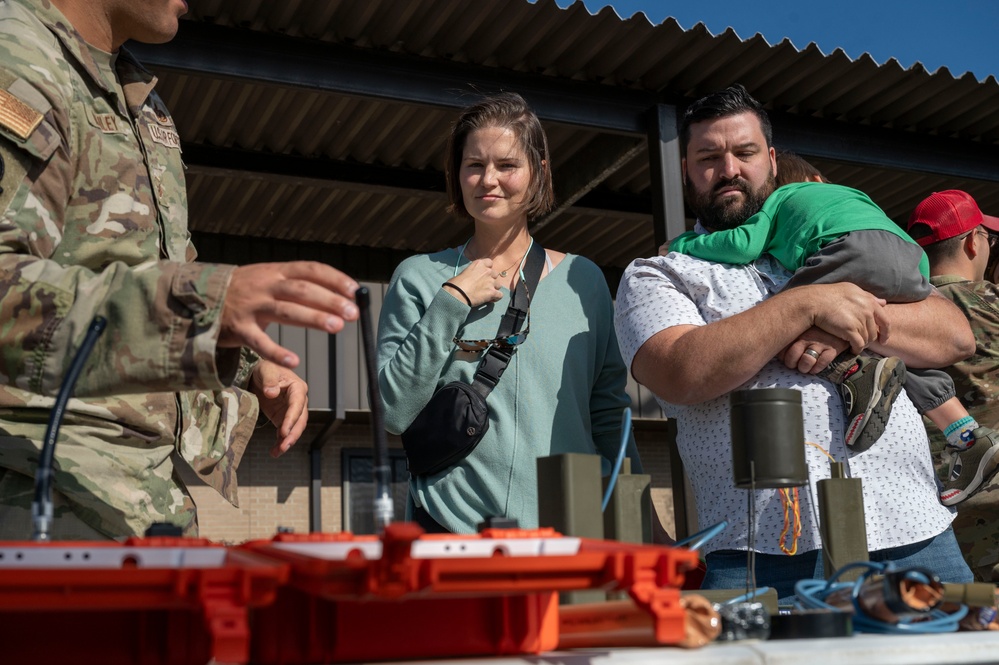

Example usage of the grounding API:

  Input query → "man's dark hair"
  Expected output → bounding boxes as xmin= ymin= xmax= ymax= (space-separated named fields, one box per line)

xmin=919 ymin=231 xmax=967 ymax=265
xmin=679 ymin=84 xmax=773 ymax=155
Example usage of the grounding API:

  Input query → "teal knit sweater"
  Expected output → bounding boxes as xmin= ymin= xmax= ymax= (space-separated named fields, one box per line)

xmin=377 ymin=248 xmax=639 ymax=533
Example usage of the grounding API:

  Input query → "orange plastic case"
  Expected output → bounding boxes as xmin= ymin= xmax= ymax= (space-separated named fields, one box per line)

xmin=0 ymin=537 xmax=288 ymax=665
xmin=0 ymin=525 xmax=700 ymax=664
xmin=242 ymin=522 xmax=701 ymax=664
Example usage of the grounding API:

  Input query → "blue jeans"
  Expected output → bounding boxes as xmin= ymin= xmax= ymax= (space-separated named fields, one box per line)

xmin=703 ymin=527 xmax=973 ymax=603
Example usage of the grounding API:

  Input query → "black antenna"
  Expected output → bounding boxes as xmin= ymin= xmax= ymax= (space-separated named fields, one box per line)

xmin=355 ymin=288 xmax=394 ymax=531
xmin=32 ymin=316 xmax=107 ymax=541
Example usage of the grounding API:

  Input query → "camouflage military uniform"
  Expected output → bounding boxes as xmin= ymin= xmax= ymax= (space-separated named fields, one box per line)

xmin=0 ymin=0 xmax=258 ymax=538
xmin=929 ymin=274 xmax=999 ymax=581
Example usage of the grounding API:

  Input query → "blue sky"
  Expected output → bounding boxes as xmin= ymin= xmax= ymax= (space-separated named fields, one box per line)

xmin=568 ymin=1 xmax=998 ymax=80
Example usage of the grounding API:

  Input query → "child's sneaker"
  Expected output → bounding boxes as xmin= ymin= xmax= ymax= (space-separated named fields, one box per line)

xmin=939 ymin=426 xmax=999 ymax=506
xmin=835 ymin=355 xmax=907 ymax=452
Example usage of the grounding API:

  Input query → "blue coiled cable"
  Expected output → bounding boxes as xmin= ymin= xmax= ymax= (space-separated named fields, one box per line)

xmin=794 ymin=561 xmax=968 ymax=634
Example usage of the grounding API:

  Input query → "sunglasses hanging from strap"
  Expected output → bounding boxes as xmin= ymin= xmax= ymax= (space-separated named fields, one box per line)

xmin=467 ymin=239 xmax=545 ymax=399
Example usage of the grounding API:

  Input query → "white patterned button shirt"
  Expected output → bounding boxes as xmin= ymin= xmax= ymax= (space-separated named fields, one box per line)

xmin=615 ymin=249 xmax=954 ymax=555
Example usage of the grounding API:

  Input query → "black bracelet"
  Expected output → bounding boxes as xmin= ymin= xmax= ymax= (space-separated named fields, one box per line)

xmin=441 ymin=281 xmax=472 ymax=307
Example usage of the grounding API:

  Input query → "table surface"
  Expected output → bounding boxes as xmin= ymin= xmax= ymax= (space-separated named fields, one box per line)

xmin=368 ymin=631 xmax=999 ymax=665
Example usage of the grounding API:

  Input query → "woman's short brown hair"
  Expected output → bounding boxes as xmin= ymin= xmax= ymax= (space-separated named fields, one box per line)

xmin=444 ymin=92 xmax=555 ymax=221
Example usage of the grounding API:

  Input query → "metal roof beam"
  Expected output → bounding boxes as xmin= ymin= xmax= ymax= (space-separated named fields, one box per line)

xmin=647 ymin=104 xmax=687 ymax=246
xmin=535 ymin=135 xmax=646 ymax=232
xmin=130 ymin=21 xmax=654 ymax=135
xmin=131 ymin=24 xmax=999 ymax=183
xmin=182 ymin=143 xmax=444 ymax=197
xmin=773 ymin=111 xmax=999 ymax=183
xmin=181 ymin=142 xmax=651 ymax=216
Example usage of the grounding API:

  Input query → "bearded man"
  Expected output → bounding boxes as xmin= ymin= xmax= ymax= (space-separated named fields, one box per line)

xmin=614 ymin=84 xmax=974 ymax=600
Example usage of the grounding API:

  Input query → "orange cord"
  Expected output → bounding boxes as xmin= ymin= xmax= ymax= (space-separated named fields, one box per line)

xmin=778 ymin=487 xmax=802 ymax=555
xmin=771 ymin=443 xmax=828 ymax=556
xmin=807 ymin=440 xmax=836 ymax=462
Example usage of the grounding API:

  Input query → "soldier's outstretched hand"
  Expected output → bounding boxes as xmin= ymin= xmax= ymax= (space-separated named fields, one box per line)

xmin=220 ymin=261 xmax=359 ymax=367
xmin=251 ymin=359 xmax=309 ymax=457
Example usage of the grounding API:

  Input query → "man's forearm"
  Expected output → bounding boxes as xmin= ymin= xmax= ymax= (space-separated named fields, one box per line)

xmin=634 ymin=282 xmax=890 ymax=405
xmin=634 ymin=287 xmax=820 ymax=405
xmin=869 ymin=291 xmax=975 ymax=368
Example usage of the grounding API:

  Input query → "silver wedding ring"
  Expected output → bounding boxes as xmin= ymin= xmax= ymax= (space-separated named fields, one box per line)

xmin=803 ymin=348 xmax=821 ymax=360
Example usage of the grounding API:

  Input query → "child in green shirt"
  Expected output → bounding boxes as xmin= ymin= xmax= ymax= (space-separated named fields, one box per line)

xmin=669 ymin=153 xmax=998 ymax=506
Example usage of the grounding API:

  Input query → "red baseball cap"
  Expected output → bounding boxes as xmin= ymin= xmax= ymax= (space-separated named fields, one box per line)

xmin=907 ymin=190 xmax=999 ymax=247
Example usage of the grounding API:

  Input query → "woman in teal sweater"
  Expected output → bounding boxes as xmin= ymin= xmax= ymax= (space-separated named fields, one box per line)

xmin=377 ymin=93 xmax=642 ymax=533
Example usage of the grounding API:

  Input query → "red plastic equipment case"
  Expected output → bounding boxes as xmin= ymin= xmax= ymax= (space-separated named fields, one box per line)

xmin=0 ymin=536 xmax=289 ymax=665
xmin=243 ymin=521 xmax=701 ymax=663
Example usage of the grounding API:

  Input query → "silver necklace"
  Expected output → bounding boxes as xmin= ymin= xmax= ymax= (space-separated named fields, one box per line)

xmin=456 ymin=237 xmax=533 ymax=278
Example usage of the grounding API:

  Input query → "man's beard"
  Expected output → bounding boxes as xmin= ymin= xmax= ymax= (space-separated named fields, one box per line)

xmin=685 ymin=171 xmax=776 ymax=231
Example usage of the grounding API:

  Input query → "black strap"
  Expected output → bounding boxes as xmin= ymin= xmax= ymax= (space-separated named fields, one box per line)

xmin=511 ymin=240 xmax=545 ymax=312
xmin=470 ymin=241 xmax=545 ymax=399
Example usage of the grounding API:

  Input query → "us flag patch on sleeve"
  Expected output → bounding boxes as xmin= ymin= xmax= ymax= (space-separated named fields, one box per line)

xmin=0 ymin=88 xmax=43 ymax=140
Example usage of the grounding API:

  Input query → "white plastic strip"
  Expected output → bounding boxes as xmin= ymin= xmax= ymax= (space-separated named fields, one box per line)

xmin=268 ymin=536 xmax=582 ymax=561
xmin=0 ymin=546 xmax=227 ymax=569
xmin=410 ymin=537 xmax=581 ymax=559
xmin=269 ymin=541 xmax=384 ymax=560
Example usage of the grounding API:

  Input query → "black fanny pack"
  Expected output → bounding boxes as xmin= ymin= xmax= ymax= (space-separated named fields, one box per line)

xmin=401 ymin=381 xmax=489 ymax=477
xmin=401 ymin=241 xmax=545 ymax=477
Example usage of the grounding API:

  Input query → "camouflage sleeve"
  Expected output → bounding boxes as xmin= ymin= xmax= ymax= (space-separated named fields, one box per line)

xmin=0 ymin=79 xmax=238 ymax=398
xmin=939 ymin=280 xmax=999 ymax=417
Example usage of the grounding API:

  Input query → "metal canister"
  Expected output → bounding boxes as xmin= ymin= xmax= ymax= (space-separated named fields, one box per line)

xmin=730 ymin=388 xmax=807 ymax=488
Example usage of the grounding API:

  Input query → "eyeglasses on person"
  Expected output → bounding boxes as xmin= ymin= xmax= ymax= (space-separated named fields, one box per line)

xmin=967 ymin=226 xmax=998 ymax=245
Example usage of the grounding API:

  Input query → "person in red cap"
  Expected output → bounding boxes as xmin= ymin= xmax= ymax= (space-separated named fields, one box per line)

xmin=908 ymin=190 xmax=999 ymax=580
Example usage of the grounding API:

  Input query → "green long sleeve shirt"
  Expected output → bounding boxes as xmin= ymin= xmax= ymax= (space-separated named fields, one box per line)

xmin=377 ymin=248 xmax=639 ymax=533
xmin=670 ymin=182 xmax=929 ymax=279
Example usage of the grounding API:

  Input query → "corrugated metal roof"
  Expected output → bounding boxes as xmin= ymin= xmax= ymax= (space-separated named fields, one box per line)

xmin=146 ymin=0 xmax=999 ymax=275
